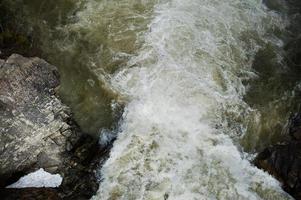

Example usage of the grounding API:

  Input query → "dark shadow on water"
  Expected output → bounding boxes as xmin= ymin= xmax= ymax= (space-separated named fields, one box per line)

xmin=241 ymin=0 xmax=301 ymax=152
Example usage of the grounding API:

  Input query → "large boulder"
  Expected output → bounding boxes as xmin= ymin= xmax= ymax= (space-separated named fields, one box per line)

xmin=255 ymin=113 xmax=301 ymax=200
xmin=0 ymin=54 xmax=112 ymax=200
xmin=0 ymin=54 xmax=82 ymax=186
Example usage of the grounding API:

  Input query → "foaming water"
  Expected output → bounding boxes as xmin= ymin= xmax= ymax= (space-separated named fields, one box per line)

xmin=5 ymin=0 xmax=298 ymax=144
xmin=93 ymin=0 xmax=292 ymax=199
xmin=1 ymin=0 xmax=158 ymax=135
xmin=2 ymin=0 xmax=296 ymax=199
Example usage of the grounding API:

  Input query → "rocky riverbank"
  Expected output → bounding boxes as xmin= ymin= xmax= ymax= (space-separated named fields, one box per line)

xmin=0 ymin=54 xmax=111 ymax=199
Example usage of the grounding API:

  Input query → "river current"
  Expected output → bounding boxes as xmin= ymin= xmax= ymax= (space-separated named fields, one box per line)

xmin=4 ymin=0 xmax=301 ymax=199
xmin=91 ymin=0 xmax=291 ymax=199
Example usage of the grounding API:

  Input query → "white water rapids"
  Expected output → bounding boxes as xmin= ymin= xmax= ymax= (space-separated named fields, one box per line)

xmin=85 ymin=0 xmax=292 ymax=199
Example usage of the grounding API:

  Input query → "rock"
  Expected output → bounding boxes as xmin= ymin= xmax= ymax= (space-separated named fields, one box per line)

xmin=254 ymin=113 xmax=301 ymax=200
xmin=0 ymin=54 xmax=113 ymax=199
xmin=0 ymin=54 xmax=76 ymax=185
xmin=59 ymin=135 xmax=113 ymax=199
xmin=0 ymin=188 xmax=60 ymax=200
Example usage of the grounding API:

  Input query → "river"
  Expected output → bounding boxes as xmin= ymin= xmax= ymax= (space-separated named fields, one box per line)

xmin=4 ymin=0 xmax=301 ymax=199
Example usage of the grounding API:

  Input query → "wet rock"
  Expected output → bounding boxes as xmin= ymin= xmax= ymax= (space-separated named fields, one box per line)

xmin=0 ymin=54 xmax=111 ymax=199
xmin=0 ymin=54 xmax=76 ymax=186
xmin=255 ymin=113 xmax=301 ymax=200
xmin=57 ymin=136 xmax=113 ymax=199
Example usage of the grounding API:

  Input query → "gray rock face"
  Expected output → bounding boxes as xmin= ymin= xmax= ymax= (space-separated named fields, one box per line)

xmin=0 ymin=54 xmax=81 ymax=186
xmin=0 ymin=54 xmax=115 ymax=199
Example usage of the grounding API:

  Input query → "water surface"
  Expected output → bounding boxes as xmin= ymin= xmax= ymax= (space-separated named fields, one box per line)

xmin=4 ymin=0 xmax=301 ymax=199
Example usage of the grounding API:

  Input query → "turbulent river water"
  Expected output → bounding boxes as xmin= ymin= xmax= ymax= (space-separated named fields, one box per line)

xmin=4 ymin=0 xmax=301 ymax=199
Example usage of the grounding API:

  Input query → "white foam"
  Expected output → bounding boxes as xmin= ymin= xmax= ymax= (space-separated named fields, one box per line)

xmin=7 ymin=168 xmax=62 ymax=188
xmin=92 ymin=0 xmax=291 ymax=199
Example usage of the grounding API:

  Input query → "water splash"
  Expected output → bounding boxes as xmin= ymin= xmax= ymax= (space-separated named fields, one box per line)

xmin=92 ymin=0 xmax=292 ymax=199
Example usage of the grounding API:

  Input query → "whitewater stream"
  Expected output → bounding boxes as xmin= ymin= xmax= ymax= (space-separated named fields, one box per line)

xmin=91 ymin=0 xmax=291 ymax=199
xmin=5 ymin=0 xmax=301 ymax=199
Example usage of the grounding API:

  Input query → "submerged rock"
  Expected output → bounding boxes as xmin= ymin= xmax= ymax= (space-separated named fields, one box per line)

xmin=0 ymin=54 xmax=111 ymax=199
xmin=255 ymin=113 xmax=301 ymax=200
